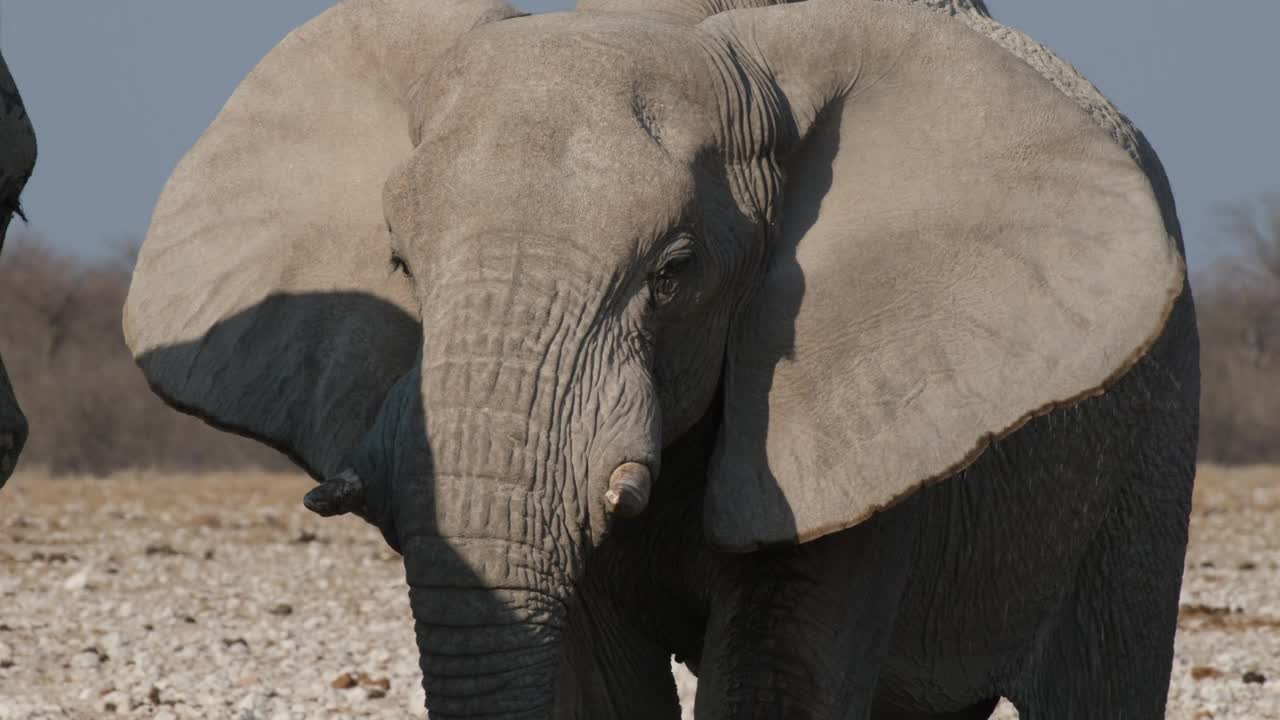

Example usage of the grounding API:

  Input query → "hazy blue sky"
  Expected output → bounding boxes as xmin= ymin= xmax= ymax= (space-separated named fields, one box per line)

xmin=1 ymin=1 xmax=1276 ymax=271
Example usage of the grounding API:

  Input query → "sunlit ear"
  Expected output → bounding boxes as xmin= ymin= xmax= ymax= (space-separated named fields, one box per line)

xmin=123 ymin=0 xmax=521 ymax=481
xmin=704 ymin=0 xmax=1184 ymax=551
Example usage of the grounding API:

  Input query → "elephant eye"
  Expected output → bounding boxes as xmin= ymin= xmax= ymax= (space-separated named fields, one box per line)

xmin=649 ymin=240 xmax=695 ymax=307
xmin=389 ymin=251 xmax=413 ymax=279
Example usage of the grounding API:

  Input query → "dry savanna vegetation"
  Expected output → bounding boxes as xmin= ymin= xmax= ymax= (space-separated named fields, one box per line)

xmin=0 ymin=235 xmax=285 ymax=475
xmin=0 ymin=194 xmax=1277 ymax=717
xmin=2 ymin=197 xmax=1278 ymax=474
xmin=1195 ymin=194 xmax=1280 ymax=464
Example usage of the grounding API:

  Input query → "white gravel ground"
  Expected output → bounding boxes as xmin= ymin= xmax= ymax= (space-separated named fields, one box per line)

xmin=0 ymin=465 xmax=1275 ymax=719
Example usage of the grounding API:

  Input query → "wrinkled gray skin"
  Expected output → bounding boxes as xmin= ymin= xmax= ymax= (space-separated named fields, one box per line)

xmin=0 ymin=50 xmax=37 ymax=489
xmin=126 ymin=0 xmax=1198 ymax=718
xmin=391 ymin=4 xmax=1197 ymax=717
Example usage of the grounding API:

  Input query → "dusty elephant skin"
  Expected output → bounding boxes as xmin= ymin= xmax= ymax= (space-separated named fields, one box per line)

xmin=122 ymin=0 xmax=1197 ymax=718
xmin=0 ymin=50 xmax=38 ymax=490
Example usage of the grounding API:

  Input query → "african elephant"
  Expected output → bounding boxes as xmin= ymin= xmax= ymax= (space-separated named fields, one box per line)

xmin=123 ymin=0 xmax=1198 ymax=717
xmin=0 ymin=49 xmax=37 ymax=488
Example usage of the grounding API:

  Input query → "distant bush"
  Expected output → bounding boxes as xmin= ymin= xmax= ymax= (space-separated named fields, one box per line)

xmin=0 ymin=232 xmax=287 ymax=475
xmin=1194 ymin=193 xmax=1280 ymax=464
xmin=2 ymin=188 xmax=1277 ymax=477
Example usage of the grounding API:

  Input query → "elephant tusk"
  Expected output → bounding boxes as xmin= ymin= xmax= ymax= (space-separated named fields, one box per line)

xmin=303 ymin=468 xmax=365 ymax=517
xmin=603 ymin=462 xmax=652 ymax=518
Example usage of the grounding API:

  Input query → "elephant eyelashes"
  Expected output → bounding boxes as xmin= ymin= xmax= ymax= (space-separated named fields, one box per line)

xmin=650 ymin=261 xmax=685 ymax=304
xmin=649 ymin=235 xmax=697 ymax=307
xmin=389 ymin=251 xmax=413 ymax=279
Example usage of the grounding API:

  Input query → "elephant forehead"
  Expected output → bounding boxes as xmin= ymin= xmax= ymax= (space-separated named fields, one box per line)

xmin=389 ymin=19 xmax=710 ymax=250
xmin=411 ymin=13 xmax=715 ymax=156
xmin=433 ymin=11 xmax=710 ymax=87
xmin=388 ymin=121 xmax=694 ymax=256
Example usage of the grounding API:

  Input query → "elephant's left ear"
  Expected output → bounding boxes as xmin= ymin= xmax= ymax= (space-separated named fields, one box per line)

xmin=702 ymin=0 xmax=1185 ymax=551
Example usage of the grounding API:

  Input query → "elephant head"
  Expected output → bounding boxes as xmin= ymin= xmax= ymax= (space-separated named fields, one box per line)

xmin=123 ymin=0 xmax=1183 ymax=715
xmin=0 ymin=50 xmax=37 ymax=488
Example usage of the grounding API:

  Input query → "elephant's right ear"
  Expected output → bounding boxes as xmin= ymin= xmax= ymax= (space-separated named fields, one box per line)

xmin=123 ymin=0 xmax=523 ymax=481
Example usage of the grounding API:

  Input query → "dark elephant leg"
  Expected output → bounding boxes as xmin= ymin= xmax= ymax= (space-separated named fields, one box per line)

xmin=553 ymin=485 xmax=716 ymax=719
xmin=870 ymin=697 xmax=1001 ymax=720
xmin=1006 ymin=297 xmax=1197 ymax=720
xmin=556 ymin=592 xmax=683 ymax=720
xmin=1006 ymin=476 xmax=1191 ymax=720
xmin=694 ymin=501 xmax=920 ymax=719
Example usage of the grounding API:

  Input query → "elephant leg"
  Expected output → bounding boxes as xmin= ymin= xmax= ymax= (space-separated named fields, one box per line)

xmin=694 ymin=501 xmax=919 ymax=719
xmin=869 ymin=697 xmax=1000 ymax=720
xmin=1006 ymin=471 xmax=1191 ymax=720
xmin=554 ymin=490 xmax=714 ymax=719
xmin=556 ymin=596 xmax=683 ymax=720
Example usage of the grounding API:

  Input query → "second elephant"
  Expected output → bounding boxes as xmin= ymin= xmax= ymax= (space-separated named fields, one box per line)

xmin=0 ymin=49 xmax=38 ymax=488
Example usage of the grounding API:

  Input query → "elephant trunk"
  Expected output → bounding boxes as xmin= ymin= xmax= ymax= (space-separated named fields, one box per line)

xmin=391 ymin=242 xmax=661 ymax=716
xmin=398 ymin=364 xmax=575 ymax=716
xmin=400 ymin=325 xmax=576 ymax=717
xmin=405 ymin=536 xmax=566 ymax=718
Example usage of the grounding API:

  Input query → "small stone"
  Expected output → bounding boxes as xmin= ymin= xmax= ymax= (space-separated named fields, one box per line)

xmin=222 ymin=637 xmax=250 ymax=651
xmin=144 ymin=543 xmax=181 ymax=557
xmin=148 ymin=685 xmax=162 ymax=705
xmin=71 ymin=647 xmax=107 ymax=668
xmin=330 ymin=672 xmax=357 ymax=690
xmin=363 ymin=686 xmax=387 ymax=700
xmin=360 ymin=675 xmax=391 ymax=692
xmin=268 ymin=603 xmax=293 ymax=617
xmin=1191 ymin=666 xmax=1224 ymax=680
xmin=237 ymin=690 xmax=274 ymax=718
xmin=98 ymin=690 xmax=127 ymax=712
xmin=1242 ymin=670 xmax=1266 ymax=684
xmin=63 ymin=566 xmax=92 ymax=591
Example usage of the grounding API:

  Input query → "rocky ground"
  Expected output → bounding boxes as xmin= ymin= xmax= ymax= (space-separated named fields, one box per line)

xmin=0 ymin=465 xmax=1275 ymax=719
